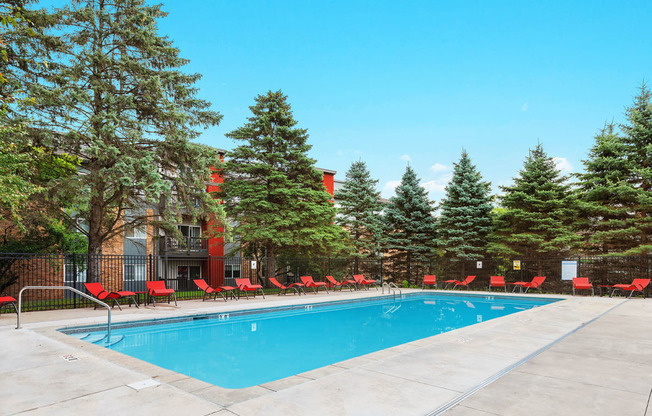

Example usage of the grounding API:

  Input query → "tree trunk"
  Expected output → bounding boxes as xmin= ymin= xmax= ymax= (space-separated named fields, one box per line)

xmin=265 ymin=244 xmax=275 ymax=284
xmin=86 ymin=175 xmax=105 ymax=283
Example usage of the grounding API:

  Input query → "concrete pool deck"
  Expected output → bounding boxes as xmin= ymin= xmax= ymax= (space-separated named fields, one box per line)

xmin=1 ymin=289 xmax=651 ymax=415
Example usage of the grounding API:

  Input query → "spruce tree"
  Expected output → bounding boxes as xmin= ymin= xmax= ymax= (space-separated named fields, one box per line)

xmin=335 ymin=160 xmax=384 ymax=258
xmin=620 ymin=84 xmax=652 ymax=254
xmin=383 ymin=165 xmax=436 ymax=282
xmin=5 ymin=0 xmax=223 ymax=282
xmin=218 ymin=91 xmax=347 ymax=279
xmin=491 ymin=144 xmax=579 ymax=261
xmin=576 ymin=124 xmax=639 ymax=254
xmin=438 ymin=150 xmax=493 ymax=260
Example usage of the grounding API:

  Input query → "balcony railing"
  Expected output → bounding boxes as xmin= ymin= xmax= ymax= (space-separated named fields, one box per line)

xmin=160 ymin=236 xmax=209 ymax=256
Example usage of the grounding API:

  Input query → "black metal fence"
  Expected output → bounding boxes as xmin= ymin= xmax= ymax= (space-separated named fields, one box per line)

xmin=1 ymin=252 xmax=649 ymax=313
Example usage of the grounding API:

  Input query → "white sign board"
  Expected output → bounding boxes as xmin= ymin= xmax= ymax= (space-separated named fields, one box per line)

xmin=561 ymin=260 xmax=577 ymax=281
xmin=251 ymin=260 xmax=257 ymax=269
xmin=476 ymin=261 xmax=482 ymax=269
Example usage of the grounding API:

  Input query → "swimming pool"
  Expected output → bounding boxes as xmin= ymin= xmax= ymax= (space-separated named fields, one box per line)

xmin=64 ymin=293 xmax=558 ymax=389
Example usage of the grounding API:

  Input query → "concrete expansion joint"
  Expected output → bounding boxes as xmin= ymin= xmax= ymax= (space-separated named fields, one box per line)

xmin=423 ymin=299 xmax=629 ymax=416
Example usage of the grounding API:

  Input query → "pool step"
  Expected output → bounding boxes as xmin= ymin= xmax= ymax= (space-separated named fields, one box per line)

xmin=83 ymin=334 xmax=108 ymax=343
xmin=103 ymin=335 xmax=125 ymax=347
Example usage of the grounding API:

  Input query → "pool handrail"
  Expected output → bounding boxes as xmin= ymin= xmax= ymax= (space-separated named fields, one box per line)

xmin=382 ymin=281 xmax=401 ymax=298
xmin=17 ymin=285 xmax=111 ymax=339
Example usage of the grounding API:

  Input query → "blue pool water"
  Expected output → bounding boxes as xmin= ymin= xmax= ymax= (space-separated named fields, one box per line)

xmin=66 ymin=293 xmax=558 ymax=389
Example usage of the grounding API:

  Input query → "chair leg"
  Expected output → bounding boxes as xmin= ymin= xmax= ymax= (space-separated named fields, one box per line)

xmin=172 ymin=293 xmax=178 ymax=306
xmin=129 ymin=296 xmax=139 ymax=308
xmin=217 ymin=291 xmax=227 ymax=302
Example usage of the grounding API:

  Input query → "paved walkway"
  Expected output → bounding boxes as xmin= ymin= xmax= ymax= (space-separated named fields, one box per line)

xmin=1 ymin=290 xmax=650 ymax=415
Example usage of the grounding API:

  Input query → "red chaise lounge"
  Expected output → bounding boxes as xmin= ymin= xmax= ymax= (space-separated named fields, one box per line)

xmin=84 ymin=282 xmax=139 ymax=310
xmin=146 ymin=280 xmax=177 ymax=306
xmin=609 ymin=278 xmax=650 ymax=298
xmin=300 ymin=276 xmax=329 ymax=294
xmin=269 ymin=277 xmax=303 ymax=295
xmin=0 ymin=295 xmax=18 ymax=316
xmin=572 ymin=277 xmax=594 ymax=296
xmin=235 ymin=278 xmax=265 ymax=299
xmin=353 ymin=274 xmax=378 ymax=290
xmin=489 ymin=276 xmax=506 ymax=292
xmin=326 ymin=275 xmax=355 ymax=291
xmin=422 ymin=275 xmax=437 ymax=289
xmin=443 ymin=275 xmax=476 ymax=290
xmin=508 ymin=276 xmax=546 ymax=293
xmin=194 ymin=278 xmax=237 ymax=302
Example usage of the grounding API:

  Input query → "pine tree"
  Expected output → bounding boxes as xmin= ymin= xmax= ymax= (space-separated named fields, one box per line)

xmin=620 ymin=84 xmax=652 ymax=254
xmin=335 ymin=160 xmax=384 ymax=258
xmin=491 ymin=143 xmax=579 ymax=261
xmin=218 ymin=91 xmax=347 ymax=279
xmin=383 ymin=165 xmax=436 ymax=282
xmin=438 ymin=150 xmax=493 ymax=260
xmin=5 ymin=0 xmax=224 ymax=281
xmin=576 ymin=124 xmax=639 ymax=254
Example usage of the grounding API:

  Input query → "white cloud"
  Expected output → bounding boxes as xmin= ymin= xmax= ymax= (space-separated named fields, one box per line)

xmin=421 ymin=180 xmax=447 ymax=193
xmin=430 ymin=163 xmax=449 ymax=173
xmin=553 ymin=157 xmax=573 ymax=173
xmin=382 ymin=180 xmax=402 ymax=198
xmin=400 ymin=154 xmax=411 ymax=162
xmin=521 ymin=102 xmax=528 ymax=112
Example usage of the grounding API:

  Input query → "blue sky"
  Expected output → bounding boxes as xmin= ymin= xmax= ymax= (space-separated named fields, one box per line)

xmin=41 ymin=0 xmax=652 ymax=201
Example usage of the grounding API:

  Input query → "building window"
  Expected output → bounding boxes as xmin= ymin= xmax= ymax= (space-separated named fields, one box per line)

xmin=177 ymin=265 xmax=201 ymax=280
xmin=178 ymin=225 xmax=201 ymax=238
xmin=124 ymin=264 xmax=146 ymax=281
xmin=225 ymin=264 xmax=241 ymax=279
xmin=125 ymin=224 xmax=146 ymax=239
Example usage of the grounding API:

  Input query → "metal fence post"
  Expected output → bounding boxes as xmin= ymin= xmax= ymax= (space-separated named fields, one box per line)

xmin=72 ymin=253 xmax=77 ymax=308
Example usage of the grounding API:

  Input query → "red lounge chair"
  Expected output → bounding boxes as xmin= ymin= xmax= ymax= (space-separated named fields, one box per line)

xmin=572 ymin=277 xmax=594 ymax=296
xmin=443 ymin=275 xmax=476 ymax=290
xmin=353 ymin=274 xmax=378 ymax=290
xmin=194 ymin=279 xmax=237 ymax=302
xmin=326 ymin=275 xmax=355 ymax=291
xmin=84 ymin=282 xmax=139 ymax=310
xmin=269 ymin=277 xmax=303 ymax=295
xmin=610 ymin=278 xmax=650 ymax=298
xmin=146 ymin=281 xmax=177 ymax=306
xmin=235 ymin=278 xmax=265 ymax=299
xmin=0 ymin=296 xmax=18 ymax=316
xmin=489 ymin=276 xmax=506 ymax=292
xmin=300 ymin=276 xmax=329 ymax=294
xmin=509 ymin=276 xmax=546 ymax=293
xmin=422 ymin=275 xmax=437 ymax=289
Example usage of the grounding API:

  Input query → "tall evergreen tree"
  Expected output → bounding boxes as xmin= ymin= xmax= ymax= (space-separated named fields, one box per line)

xmin=576 ymin=124 xmax=639 ymax=254
xmin=438 ymin=150 xmax=493 ymax=260
xmin=5 ymin=0 xmax=223 ymax=281
xmin=335 ymin=160 xmax=384 ymax=258
xmin=620 ymin=84 xmax=652 ymax=254
xmin=218 ymin=91 xmax=347 ymax=279
xmin=490 ymin=144 xmax=579 ymax=261
xmin=383 ymin=165 xmax=436 ymax=282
